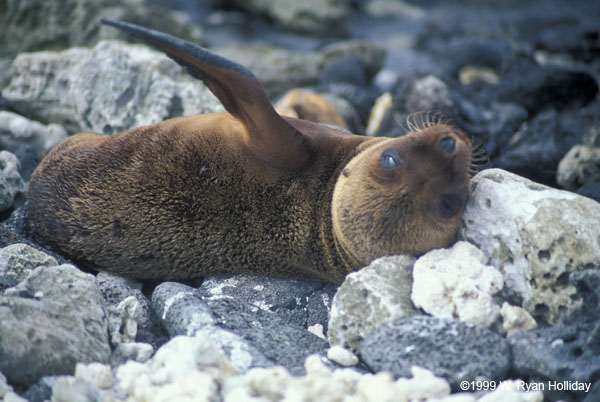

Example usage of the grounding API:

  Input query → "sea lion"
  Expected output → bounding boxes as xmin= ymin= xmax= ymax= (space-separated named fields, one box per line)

xmin=26 ymin=19 xmax=473 ymax=284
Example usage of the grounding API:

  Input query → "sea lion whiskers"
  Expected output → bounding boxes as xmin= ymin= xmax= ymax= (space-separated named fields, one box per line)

xmin=397 ymin=112 xmax=486 ymax=177
xmin=468 ymin=136 xmax=489 ymax=177
xmin=398 ymin=111 xmax=448 ymax=134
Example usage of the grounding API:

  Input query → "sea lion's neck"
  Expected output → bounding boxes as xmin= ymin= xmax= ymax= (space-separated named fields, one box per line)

xmin=320 ymin=137 xmax=389 ymax=283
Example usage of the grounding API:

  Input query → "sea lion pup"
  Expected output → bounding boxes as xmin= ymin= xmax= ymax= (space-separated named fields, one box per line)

xmin=26 ymin=19 xmax=473 ymax=284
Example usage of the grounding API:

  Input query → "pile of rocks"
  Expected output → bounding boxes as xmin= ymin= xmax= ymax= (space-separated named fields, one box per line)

xmin=1 ymin=0 xmax=600 ymax=401
xmin=1 ymin=170 xmax=598 ymax=401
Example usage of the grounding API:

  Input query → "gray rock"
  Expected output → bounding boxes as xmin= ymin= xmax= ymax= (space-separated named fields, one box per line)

xmin=3 ymin=40 xmax=223 ymax=135
xmin=0 ymin=225 xmax=67 ymax=269
xmin=225 ymin=0 xmax=355 ymax=35
xmin=216 ymin=41 xmax=385 ymax=98
xmin=0 ymin=371 xmax=28 ymax=401
xmin=0 ymin=0 xmax=204 ymax=58
xmin=583 ymin=381 xmax=600 ymax=402
xmin=557 ymin=144 xmax=600 ymax=191
xmin=306 ymin=284 xmax=338 ymax=335
xmin=194 ymin=326 xmax=274 ymax=374
xmin=492 ymin=108 xmax=577 ymax=184
xmin=151 ymin=281 xmax=273 ymax=373
xmin=0 ymin=243 xmax=58 ymax=292
xmin=404 ymin=75 xmax=456 ymax=116
xmin=323 ymin=82 xmax=378 ymax=129
xmin=0 ymin=111 xmax=68 ymax=179
xmin=328 ymin=255 xmax=416 ymax=353
xmin=503 ymin=110 xmax=564 ymax=177
xmin=360 ymin=316 xmax=510 ymax=391
xmin=205 ymin=296 xmax=329 ymax=375
xmin=509 ymin=321 xmax=600 ymax=385
xmin=0 ymin=264 xmax=111 ymax=385
xmin=374 ymin=74 xmax=462 ymax=138
xmin=320 ymin=55 xmax=370 ymax=87
xmin=198 ymin=274 xmax=330 ymax=330
xmin=22 ymin=376 xmax=58 ymax=402
xmin=498 ymin=65 xmax=598 ymax=115
xmin=568 ymin=269 xmax=600 ymax=323
xmin=0 ymin=151 xmax=26 ymax=213
xmin=152 ymin=281 xmax=216 ymax=337
xmin=426 ymin=35 xmax=513 ymax=79
xmin=460 ymin=168 xmax=600 ymax=324
xmin=577 ymin=181 xmax=600 ymax=203
xmin=97 ymin=272 xmax=168 ymax=350
xmin=478 ymin=102 xmax=529 ymax=156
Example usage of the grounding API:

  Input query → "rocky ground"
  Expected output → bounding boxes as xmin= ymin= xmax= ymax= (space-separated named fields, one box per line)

xmin=1 ymin=0 xmax=600 ymax=401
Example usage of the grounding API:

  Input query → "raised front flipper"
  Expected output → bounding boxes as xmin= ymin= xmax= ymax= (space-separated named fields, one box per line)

xmin=100 ymin=18 xmax=313 ymax=171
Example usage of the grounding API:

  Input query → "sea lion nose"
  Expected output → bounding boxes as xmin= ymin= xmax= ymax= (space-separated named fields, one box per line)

xmin=439 ymin=192 xmax=463 ymax=218
xmin=438 ymin=136 xmax=456 ymax=154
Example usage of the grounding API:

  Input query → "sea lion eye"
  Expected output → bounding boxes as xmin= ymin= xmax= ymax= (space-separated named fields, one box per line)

xmin=438 ymin=136 xmax=456 ymax=154
xmin=380 ymin=149 xmax=402 ymax=169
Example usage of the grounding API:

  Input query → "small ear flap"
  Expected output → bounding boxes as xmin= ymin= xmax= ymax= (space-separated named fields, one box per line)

xmin=100 ymin=18 xmax=312 ymax=170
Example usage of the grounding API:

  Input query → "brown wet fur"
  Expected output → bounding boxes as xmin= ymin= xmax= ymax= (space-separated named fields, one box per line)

xmin=27 ymin=20 xmax=473 ymax=284
xmin=275 ymin=88 xmax=348 ymax=129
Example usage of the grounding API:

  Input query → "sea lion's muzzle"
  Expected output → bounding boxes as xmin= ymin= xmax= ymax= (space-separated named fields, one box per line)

xmin=439 ymin=192 xmax=464 ymax=218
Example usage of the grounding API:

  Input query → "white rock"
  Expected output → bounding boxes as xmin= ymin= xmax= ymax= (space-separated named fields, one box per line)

xmin=232 ymin=366 xmax=291 ymax=402
xmin=46 ymin=345 xmax=544 ymax=402
xmin=353 ymin=372 xmax=399 ymax=402
xmin=327 ymin=345 xmax=358 ymax=367
xmin=3 ymin=393 xmax=28 ymax=402
xmin=396 ymin=366 xmax=451 ymax=401
xmin=74 ymin=362 xmax=114 ymax=389
xmin=115 ymin=333 xmax=235 ymax=402
xmin=112 ymin=342 xmax=154 ymax=364
xmin=500 ymin=302 xmax=537 ymax=336
xmin=460 ymin=168 xmax=600 ymax=324
xmin=108 ymin=295 xmax=142 ymax=346
xmin=298 ymin=355 xmax=349 ymax=402
xmin=0 ymin=110 xmax=68 ymax=156
xmin=328 ymin=255 xmax=416 ymax=352
xmin=411 ymin=241 xmax=503 ymax=328
xmin=307 ymin=323 xmax=326 ymax=340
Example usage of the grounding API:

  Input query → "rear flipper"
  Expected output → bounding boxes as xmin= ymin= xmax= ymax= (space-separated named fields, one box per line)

xmin=100 ymin=18 xmax=313 ymax=171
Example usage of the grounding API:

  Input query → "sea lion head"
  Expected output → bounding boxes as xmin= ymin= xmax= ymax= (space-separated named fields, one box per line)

xmin=332 ymin=122 xmax=473 ymax=266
